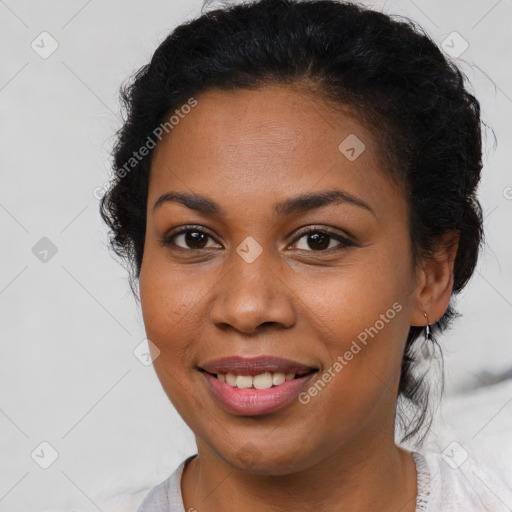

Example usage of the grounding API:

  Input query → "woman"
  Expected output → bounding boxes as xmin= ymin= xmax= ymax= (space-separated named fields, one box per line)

xmin=100 ymin=0 xmax=511 ymax=510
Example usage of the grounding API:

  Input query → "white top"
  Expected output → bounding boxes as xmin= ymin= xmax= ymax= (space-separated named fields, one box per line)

xmin=137 ymin=450 xmax=512 ymax=511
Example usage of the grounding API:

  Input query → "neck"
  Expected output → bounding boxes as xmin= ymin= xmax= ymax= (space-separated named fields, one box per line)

xmin=181 ymin=428 xmax=418 ymax=512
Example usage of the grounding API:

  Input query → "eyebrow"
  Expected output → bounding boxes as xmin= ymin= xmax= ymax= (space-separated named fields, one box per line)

xmin=152 ymin=189 xmax=375 ymax=218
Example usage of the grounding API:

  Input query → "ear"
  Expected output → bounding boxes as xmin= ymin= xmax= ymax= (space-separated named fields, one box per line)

xmin=410 ymin=231 xmax=460 ymax=327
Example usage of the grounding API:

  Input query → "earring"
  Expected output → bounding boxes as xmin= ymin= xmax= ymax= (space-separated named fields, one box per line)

xmin=421 ymin=312 xmax=434 ymax=360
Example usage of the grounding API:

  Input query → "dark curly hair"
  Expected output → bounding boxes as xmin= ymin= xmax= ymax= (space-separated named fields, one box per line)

xmin=99 ymin=0 xmax=485 ymax=444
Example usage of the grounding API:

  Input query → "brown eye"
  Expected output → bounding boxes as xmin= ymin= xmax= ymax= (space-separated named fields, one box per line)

xmin=304 ymin=232 xmax=330 ymax=250
xmin=290 ymin=228 xmax=356 ymax=252
xmin=159 ymin=227 xmax=220 ymax=250
xmin=179 ymin=231 xmax=209 ymax=249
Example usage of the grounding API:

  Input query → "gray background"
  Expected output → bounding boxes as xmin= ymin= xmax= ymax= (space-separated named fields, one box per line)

xmin=1 ymin=0 xmax=511 ymax=510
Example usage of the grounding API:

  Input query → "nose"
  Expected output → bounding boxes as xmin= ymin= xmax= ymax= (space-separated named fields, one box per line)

xmin=208 ymin=246 xmax=296 ymax=335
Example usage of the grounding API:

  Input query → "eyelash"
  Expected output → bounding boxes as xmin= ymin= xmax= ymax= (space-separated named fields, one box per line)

xmin=158 ymin=225 xmax=357 ymax=253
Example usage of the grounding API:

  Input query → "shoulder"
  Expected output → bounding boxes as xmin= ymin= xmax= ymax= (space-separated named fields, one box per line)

xmin=136 ymin=455 xmax=197 ymax=512
xmin=415 ymin=448 xmax=512 ymax=511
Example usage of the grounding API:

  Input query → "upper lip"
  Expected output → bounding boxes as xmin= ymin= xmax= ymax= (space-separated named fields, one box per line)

xmin=199 ymin=356 xmax=318 ymax=377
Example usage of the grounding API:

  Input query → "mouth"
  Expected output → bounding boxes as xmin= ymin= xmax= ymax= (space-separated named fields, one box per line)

xmin=198 ymin=355 xmax=319 ymax=415
xmin=199 ymin=369 xmax=317 ymax=389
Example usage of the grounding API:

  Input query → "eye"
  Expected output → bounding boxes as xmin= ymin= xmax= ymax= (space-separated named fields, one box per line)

xmin=159 ymin=226 xmax=220 ymax=251
xmin=159 ymin=225 xmax=356 ymax=253
xmin=289 ymin=227 xmax=356 ymax=252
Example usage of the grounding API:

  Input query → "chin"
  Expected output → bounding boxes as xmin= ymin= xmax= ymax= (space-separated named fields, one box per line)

xmin=216 ymin=438 xmax=319 ymax=476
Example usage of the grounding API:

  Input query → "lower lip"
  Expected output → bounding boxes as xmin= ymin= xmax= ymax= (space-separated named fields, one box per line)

xmin=201 ymin=371 xmax=316 ymax=416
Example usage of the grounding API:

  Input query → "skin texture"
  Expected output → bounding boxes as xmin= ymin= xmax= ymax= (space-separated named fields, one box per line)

xmin=139 ymin=84 xmax=458 ymax=511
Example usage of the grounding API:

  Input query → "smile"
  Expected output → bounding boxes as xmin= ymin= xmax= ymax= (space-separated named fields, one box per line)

xmin=215 ymin=371 xmax=300 ymax=389
xmin=199 ymin=355 xmax=319 ymax=415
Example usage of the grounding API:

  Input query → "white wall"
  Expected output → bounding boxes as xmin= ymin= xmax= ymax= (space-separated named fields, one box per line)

xmin=1 ymin=0 xmax=511 ymax=509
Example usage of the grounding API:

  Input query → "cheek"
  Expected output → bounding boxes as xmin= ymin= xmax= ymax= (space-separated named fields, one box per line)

xmin=139 ymin=251 xmax=194 ymax=369
xmin=140 ymin=245 xmax=204 ymax=335
xmin=139 ymin=255 xmax=208 ymax=423
xmin=301 ymin=246 xmax=411 ymax=346
xmin=295 ymin=247 xmax=412 ymax=414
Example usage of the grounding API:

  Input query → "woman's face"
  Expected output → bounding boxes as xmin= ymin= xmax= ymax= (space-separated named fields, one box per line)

xmin=139 ymin=84 xmax=421 ymax=474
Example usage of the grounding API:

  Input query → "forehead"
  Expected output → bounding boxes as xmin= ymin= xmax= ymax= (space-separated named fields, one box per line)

xmin=148 ymin=84 xmax=400 ymax=217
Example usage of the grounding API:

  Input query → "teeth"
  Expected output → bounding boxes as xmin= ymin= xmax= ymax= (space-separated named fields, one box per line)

xmin=253 ymin=372 xmax=273 ymax=389
xmin=218 ymin=371 xmax=300 ymax=389
xmin=225 ymin=373 xmax=237 ymax=386
xmin=236 ymin=375 xmax=253 ymax=389
xmin=272 ymin=373 xmax=285 ymax=386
